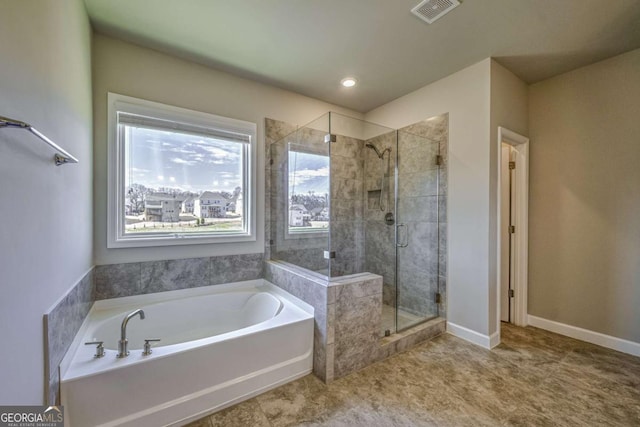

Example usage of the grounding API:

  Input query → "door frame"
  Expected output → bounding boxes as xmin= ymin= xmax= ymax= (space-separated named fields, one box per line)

xmin=496 ymin=127 xmax=529 ymax=327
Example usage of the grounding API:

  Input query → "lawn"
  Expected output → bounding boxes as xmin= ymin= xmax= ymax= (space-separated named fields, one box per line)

xmin=125 ymin=217 xmax=243 ymax=233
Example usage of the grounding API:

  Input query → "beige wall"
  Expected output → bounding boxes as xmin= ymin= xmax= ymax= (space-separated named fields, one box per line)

xmin=92 ymin=34 xmax=362 ymax=265
xmin=489 ymin=60 xmax=529 ymax=332
xmin=366 ymin=59 xmax=494 ymax=338
xmin=0 ymin=0 xmax=93 ymax=404
xmin=529 ymin=48 xmax=640 ymax=342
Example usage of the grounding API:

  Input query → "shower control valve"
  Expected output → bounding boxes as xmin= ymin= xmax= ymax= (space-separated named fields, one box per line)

xmin=142 ymin=339 xmax=161 ymax=356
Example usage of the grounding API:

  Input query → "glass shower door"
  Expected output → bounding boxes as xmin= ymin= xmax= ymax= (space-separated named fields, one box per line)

xmin=395 ymin=130 xmax=441 ymax=331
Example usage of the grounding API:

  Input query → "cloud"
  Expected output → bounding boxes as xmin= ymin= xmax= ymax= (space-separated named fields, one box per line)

xmin=219 ymin=172 xmax=239 ymax=178
xmin=289 ymin=167 xmax=329 ymax=185
xmin=166 ymin=146 xmax=197 ymax=155
xmin=200 ymin=145 xmax=240 ymax=160
xmin=170 ymin=157 xmax=197 ymax=165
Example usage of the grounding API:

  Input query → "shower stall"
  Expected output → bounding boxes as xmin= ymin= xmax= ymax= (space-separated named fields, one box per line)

xmin=268 ymin=112 xmax=447 ymax=335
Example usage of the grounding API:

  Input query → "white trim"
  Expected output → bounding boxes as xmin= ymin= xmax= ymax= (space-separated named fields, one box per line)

xmin=489 ymin=331 xmax=501 ymax=349
xmin=528 ymin=315 xmax=640 ymax=357
xmin=107 ymin=93 xmax=257 ymax=248
xmin=447 ymin=322 xmax=497 ymax=349
xmin=496 ymin=127 xmax=529 ymax=329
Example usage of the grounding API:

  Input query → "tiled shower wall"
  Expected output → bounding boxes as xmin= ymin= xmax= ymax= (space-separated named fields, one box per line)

xmin=266 ymin=115 xmax=448 ymax=320
xmin=329 ymin=134 xmax=366 ymax=277
xmin=266 ymin=119 xmax=328 ymax=273
xmin=396 ymin=114 xmax=449 ymax=318
xmin=364 ymin=114 xmax=449 ymax=320
xmin=266 ymin=118 xmax=368 ymax=277
xmin=363 ymin=131 xmax=398 ymax=304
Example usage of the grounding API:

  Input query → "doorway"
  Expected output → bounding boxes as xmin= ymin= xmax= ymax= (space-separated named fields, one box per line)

xmin=497 ymin=127 xmax=529 ymax=327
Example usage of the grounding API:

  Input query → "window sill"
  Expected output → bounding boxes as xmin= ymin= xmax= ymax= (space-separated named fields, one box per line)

xmin=107 ymin=233 xmax=256 ymax=249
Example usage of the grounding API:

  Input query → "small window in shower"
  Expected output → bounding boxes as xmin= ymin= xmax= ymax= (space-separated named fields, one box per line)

xmin=286 ymin=144 xmax=329 ymax=237
xmin=107 ymin=93 xmax=256 ymax=248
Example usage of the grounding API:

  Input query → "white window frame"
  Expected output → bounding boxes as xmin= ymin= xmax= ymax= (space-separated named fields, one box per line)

xmin=107 ymin=93 xmax=257 ymax=248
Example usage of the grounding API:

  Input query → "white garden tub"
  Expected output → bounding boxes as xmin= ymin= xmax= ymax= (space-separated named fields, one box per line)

xmin=60 ymin=280 xmax=314 ymax=427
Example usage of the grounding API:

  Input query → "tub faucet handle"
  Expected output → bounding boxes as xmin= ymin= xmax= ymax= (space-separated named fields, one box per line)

xmin=142 ymin=339 xmax=161 ymax=356
xmin=85 ymin=341 xmax=105 ymax=358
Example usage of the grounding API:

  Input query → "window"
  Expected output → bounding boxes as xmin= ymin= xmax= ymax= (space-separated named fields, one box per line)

xmin=107 ymin=93 xmax=256 ymax=248
xmin=286 ymin=143 xmax=329 ymax=236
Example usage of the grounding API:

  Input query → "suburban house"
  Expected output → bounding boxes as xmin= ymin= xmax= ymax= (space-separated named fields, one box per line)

xmin=194 ymin=191 xmax=228 ymax=218
xmin=181 ymin=196 xmax=195 ymax=214
xmin=289 ymin=204 xmax=310 ymax=227
xmin=310 ymin=207 xmax=329 ymax=221
xmin=144 ymin=193 xmax=181 ymax=222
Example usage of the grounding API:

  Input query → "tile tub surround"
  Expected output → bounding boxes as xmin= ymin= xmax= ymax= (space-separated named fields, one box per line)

xmin=95 ymin=253 xmax=264 ymax=300
xmin=44 ymin=268 xmax=95 ymax=405
xmin=187 ymin=323 xmax=640 ymax=427
xmin=265 ymin=260 xmax=446 ymax=383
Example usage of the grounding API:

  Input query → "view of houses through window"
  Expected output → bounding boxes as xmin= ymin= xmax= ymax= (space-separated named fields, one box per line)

xmin=288 ymin=148 xmax=329 ymax=234
xmin=124 ymin=125 xmax=245 ymax=234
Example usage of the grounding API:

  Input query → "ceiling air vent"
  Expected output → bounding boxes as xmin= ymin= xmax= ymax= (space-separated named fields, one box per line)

xmin=411 ymin=0 xmax=460 ymax=24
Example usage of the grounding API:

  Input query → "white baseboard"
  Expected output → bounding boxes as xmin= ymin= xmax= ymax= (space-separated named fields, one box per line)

xmin=489 ymin=331 xmax=501 ymax=349
xmin=447 ymin=322 xmax=500 ymax=349
xmin=528 ymin=315 xmax=640 ymax=357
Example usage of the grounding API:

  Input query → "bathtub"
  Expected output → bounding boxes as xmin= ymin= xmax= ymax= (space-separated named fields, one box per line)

xmin=60 ymin=280 xmax=314 ymax=427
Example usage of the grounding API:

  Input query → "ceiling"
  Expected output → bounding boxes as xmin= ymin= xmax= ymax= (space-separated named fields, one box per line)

xmin=84 ymin=0 xmax=640 ymax=112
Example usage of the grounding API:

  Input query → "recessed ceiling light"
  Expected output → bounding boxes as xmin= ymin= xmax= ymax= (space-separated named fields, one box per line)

xmin=341 ymin=77 xmax=357 ymax=88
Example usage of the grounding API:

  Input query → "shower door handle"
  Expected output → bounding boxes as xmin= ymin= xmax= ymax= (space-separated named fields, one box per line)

xmin=397 ymin=223 xmax=409 ymax=248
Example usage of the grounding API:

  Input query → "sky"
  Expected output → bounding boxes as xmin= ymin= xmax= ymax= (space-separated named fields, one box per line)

xmin=288 ymin=150 xmax=329 ymax=196
xmin=123 ymin=126 xmax=331 ymax=196
xmin=124 ymin=126 xmax=243 ymax=192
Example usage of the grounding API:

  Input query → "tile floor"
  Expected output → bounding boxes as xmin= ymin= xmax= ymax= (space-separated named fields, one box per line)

xmin=187 ymin=323 xmax=640 ymax=426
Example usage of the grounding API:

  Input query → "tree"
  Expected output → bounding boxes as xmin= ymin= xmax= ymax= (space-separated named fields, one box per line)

xmin=289 ymin=193 xmax=327 ymax=211
xmin=127 ymin=183 xmax=148 ymax=214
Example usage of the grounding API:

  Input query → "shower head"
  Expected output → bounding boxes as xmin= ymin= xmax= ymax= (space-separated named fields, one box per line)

xmin=366 ymin=142 xmax=390 ymax=159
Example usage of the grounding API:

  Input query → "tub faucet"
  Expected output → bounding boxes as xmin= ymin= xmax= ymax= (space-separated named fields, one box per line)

xmin=117 ymin=309 xmax=145 ymax=358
